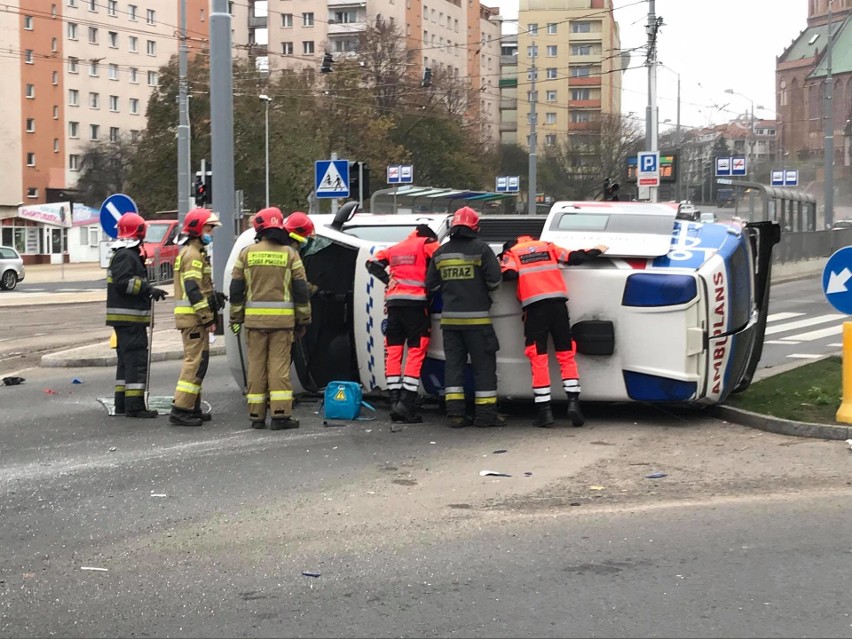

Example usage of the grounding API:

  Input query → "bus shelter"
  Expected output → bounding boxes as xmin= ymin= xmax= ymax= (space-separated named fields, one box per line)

xmin=725 ymin=182 xmax=818 ymax=231
xmin=369 ymin=186 xmax=519 ymax=215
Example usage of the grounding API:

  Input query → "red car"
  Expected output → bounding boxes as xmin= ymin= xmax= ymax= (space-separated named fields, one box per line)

xmin=142 ymin=219 xmax=180 ymax=281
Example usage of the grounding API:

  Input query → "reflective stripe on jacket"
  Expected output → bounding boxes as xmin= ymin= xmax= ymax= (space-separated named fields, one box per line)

xmin=500 ymin=236 xmax=569 ymax=307
xmin=173 ymin=241 xmax=215 ymax=328
xmin=367 ymin=231 xmax=437 ymax=305
xmin=105 ymin=246 xmax=151 ymax=326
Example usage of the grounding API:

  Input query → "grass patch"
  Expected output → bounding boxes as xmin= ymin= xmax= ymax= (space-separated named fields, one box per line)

xmin=726 ymin=356 xmax=843 ymax=424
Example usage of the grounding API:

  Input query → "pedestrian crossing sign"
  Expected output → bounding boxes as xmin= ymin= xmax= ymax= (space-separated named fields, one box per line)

xmin=315 ymin=160 xmax=350 ymax=198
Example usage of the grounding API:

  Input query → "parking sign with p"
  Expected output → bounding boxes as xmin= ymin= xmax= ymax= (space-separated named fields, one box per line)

xmin=637 ymin=151 xmax=660 ymax=186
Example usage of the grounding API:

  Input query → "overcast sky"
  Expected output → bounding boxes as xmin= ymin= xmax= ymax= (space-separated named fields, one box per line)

xmin=492 ymin=0 xmax=810 ymax=131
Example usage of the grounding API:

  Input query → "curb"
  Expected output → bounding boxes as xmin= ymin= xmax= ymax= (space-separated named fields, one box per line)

xmin=40 ymin=343 xmax=225 ymax=368
xmin=714 ymin=404 xmax=852 ymax=441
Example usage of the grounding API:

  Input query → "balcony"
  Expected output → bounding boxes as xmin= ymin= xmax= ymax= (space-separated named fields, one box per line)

xmin=568 ymin=99 xmax=600 ymax=108
xmin=499 ymin=121 xmax=517 ymax=133
xmin=500 ymin=54 xmax=518 ymax=66
xmin=328 ymin=0 xmax=367 ymax=6
xmin=248 ymin=15 xmax=267 ymax=29
xmin=327 ymin=20 xmax=367 ymax=36
xmin=500 ymin=98 xmax=516 ymax=110
xmin=569 ymin=76 xmax=600 ymax=86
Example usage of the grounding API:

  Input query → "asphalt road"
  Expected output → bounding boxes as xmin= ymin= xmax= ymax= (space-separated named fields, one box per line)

xmin=1 ymin=359 xmax=851 ymax=638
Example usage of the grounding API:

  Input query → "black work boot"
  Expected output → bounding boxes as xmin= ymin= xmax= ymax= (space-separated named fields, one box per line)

xmin=169 ymin=407 xmax=202 ymax=427
xmin=270 ymin=417 xmax=300 ymax=430
xmin=532 ymin=402 xmax=555 ymax=428
xmin=127 ymin=408 xmax=159 ymax=418
xmin=391 ymin=390 xmax=423 ymax=424
xmin=474 ymin=410 xmax=508 ymax=428
xmin=566 ymin=393 xmax=585 ymax=427
xmin=251 ymin=420 xmax=267 ymax=429
xmin=447 ymin=414 xmax=471 ymax=428
xmin=114 ymin=394 xmax=126 ymax=416
xmin=193 ymin=397 xmax=212 ymax=422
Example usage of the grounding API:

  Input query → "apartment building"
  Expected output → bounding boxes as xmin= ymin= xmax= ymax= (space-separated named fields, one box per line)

xmin=242 ymin=0 xmax=501 ymax=145
xmin=514 ymin=0 xmax=622 ymax=151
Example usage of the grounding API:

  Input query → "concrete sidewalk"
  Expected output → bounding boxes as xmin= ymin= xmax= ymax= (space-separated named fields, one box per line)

xmin=23 ymin=262 xmax=107 ymax=284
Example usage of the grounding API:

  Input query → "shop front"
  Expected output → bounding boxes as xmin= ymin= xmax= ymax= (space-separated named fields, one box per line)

xmin=1 ymin=202 xmax=104 ymax=264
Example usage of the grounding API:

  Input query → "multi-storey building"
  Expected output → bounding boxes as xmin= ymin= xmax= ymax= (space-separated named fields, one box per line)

xmin=514 ymin=0 xmax=622 ymax=152
xmin=498 ymin=37 xmax=518 ymax=145
xmin=1 ymin=0 xmax=208 ymax=261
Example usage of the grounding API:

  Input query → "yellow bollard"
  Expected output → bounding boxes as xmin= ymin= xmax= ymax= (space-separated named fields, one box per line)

xmin=836 ymin=322 xmax=852 ymax=424
xmin=109 ymin=329 xmax=117 ymax=349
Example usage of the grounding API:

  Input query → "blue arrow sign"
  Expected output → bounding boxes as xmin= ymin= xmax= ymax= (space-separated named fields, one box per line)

xmin=822 ymin=247 xmax=852 ymax=314
xmin=99 ymin=193 xmax=138 ymax=239
xmin=315 ymin=160 xmax=350 ymax=198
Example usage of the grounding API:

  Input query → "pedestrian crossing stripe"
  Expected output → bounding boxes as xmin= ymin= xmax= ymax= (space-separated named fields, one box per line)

xmin=334 ymin=387 xmax=347 ymax=401
xmin=317 ymin=162 xmax=348 ymax=195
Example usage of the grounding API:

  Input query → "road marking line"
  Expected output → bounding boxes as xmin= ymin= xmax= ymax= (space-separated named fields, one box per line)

xmin=787 ymin=354 xmax=822 ymax=359
xmin=766 ymin=312 xmax=804 ymax=322
xmin=765 ymin=340 xmax=800 ymax=345
xmin=779 ymin=325 xmax=843 ymax=342
xmin=764 ymin=313 xmax=845 ymax=336
xmin=828 ymin=343 xmax=842 ymax=348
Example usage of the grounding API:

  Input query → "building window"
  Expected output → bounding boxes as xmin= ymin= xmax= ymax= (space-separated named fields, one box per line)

xmin=24 ymin=15 xmax=33 ymax=29
xmin=68 ymin=89 xmax=79 ymax=106
xmin=545 ymin=112 xmax=556 ymax=124
xmin=52 ymin=71 xmax=59 ymax=85
xmin=88 ymin=26 xmax=98 ymax=43
xmin=69 ymin=154 xmax=80 ymax=171
xmin=571 ymin=44 xmax=591 ymax=55
xmin=546 ymin=45 xmax=557 ymax=57
xmin=89 ymin=92 xmax=99 ymax=109
xmin=146 ymin=40 xmax=155 ymax=55
xmin=27 ymin=188 xmax=38 ymax=199
xmin=24 ymin=50 xmax=34 ymax=64
xmin=571 ymin=66 xmax=590 ymax=77
xmin=546 ymin=67 xmax=557 ymax=79
xmin=25 ymin=83 xmax=35 ymax=98
xmin=108 ymin=31 xmax=118 ymax=47
xmin=69 ymin=121 xmax=79 ymax=137
xmin=107 ymin=0 xmax=117 ymax=16
xmin=334 ymin=10 xmax=356 ymax=23
xmin=526 ymin=45 xmax=538 ymax=58
xmin=571 ymin=21 xmax=591 ymax=33
xmin=545 ymin=134 xmax=556 ymax=146
xmin=282 ymin=42 xmax=293 ymax=55
xmin=129 ymin=98 xmax=139 ymax=114
xmin=51 ymin=37 xmax=58 ymax=52
xmin=571 ymin=111 xmax=591 ymax=122
xmin=129 ymin=36 xmax=138 ymax=52
xmin=302 ymin=12 xmax=314 ymax=26
xmin=282 ymin=13 xmax=292 ymax=27
xmin=129 ymin=67 xmax=138 ymax=83
xmin=109 ymin=126 xmax=119 ymax=141
xmin=53 ymin=139 xmax=59 ymax=152
xmin=52 ymin=4 xmax=57 ymax=17
xmin=109 ymin=95 xmax=119 ymax=111
xmin=147 ymin=71 xmax=158 ymax=86
xmin=26 ymin=118 xmax=35 ymax=132
xmin=128 ymin=4 xmax=137 ymax=20
xmin=87 ymin=0 xmax=96 ymax=11
xmin=89 ymin=61 xmax=99 ymax=76
xmin=527 ymin=23 xmax=538 ymax=35
xmin=69 ymin=56 xmax=78 ymax=72
xmin=546 ymin=90 xmax=557 ymax=102
xmin=67 ymin=22 xmax=77 ymax=39
xmin=53 ymin=105 xmax=59 ymax=119
xmin=108 ymin=63 xmax=118 ymax=80
xmin=90 ymin=124 xmax=99 ymax=140
xmin=571 ymin=88 xmax=590 ymax=100
xmin=146 ymin=8 xmax=155 ymax=24
xmin=547 ymin=23 xmax=557 ymax=34
xmin=67 ymin=0 xmax=76 ymax=6
xmin=130 ymin=129 xmax=140 ymax=142
xmin=303 ymin=40 xmax=314 ymax=54
xmin=26 ymin=153 xmax=36 ymax=167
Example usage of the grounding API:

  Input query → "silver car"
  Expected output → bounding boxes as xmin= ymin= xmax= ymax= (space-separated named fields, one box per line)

xmin=0 ymin=246 xmax=25 ymax=291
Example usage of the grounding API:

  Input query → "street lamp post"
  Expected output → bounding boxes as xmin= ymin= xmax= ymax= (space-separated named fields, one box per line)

xmin=658 ymin=63 xmax=681 ymax=200
xmin=725 ymin=88 xmax=755 ymax=181
xmin=259 ymin=94 xmax=271 ymax=208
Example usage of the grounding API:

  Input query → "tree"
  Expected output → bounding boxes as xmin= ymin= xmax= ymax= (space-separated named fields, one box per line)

xmin=75 ymin=136 xmax=137 ymax=207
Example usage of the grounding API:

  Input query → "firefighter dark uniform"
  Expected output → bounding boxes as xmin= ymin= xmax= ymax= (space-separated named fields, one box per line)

xmin=169 ymin=208 xmax=224 ymax=427
xmin=501 ymin=235 xmax=607 ymax=427
xmin=365 ymin=224 xmax=439 ymax=423
xmin=229 ymin=208 xmax=311 ymax=430
xmin=105 ymin=213 xmax=167 ymax=418
xmin=425 ymin=207 xmax=504 ymax=428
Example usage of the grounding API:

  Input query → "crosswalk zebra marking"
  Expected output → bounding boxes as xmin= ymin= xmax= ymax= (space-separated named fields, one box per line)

xmin=765 ymin=340 xmax=801 ymax=345
xmin=766 ymin=312 xmax=804 ymax=322
xmin=787 ymin=354 xmax=823 ymax=359
xmin=779 ymin=324 xmax=843 ymax=342
xmin=764 ymin=313 xmax=846 ymax=336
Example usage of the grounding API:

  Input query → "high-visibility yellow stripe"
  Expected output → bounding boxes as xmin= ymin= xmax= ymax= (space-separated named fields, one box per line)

xmin=245 ymin=308 xmax=295 ymax=316
xmin=269 ymin=390 xmax=293 ymax=400
xmin=174 ymin=307 xmax=196 ymax=314
xmin=106 ymin=314 xmax=150 ymax=323
xmin=176 ymin=380 xmax=201 ymax=395
xmin=445 ymin=392 xmax=465 ymax=401
xmin=183 ymin=270 xmax=203 ymax=279
xmin=246 ymin=393 xmax=267 ymax=403
xmin=436 ymin=257 xmax=481 ymax=267
xmin=474 ymin=396 xmax=497 ymax=405
xmin=192 ymin=300 xmax=209 ymax=311
xmin=126 ymin=389 xmax=144 ymax=397
xmin=114 ymin=385 xmax=126 ymax=392
xmin=440 ymin=318 xmax=492 ymax=325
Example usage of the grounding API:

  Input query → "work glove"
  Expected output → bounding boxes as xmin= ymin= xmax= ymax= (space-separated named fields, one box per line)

xmin=208 ymin=291 xmax=229 ymax=312
xmin=149 ymin=288 xmax=168 ymax=302
xmin=230 ymin=322 xmax=242 ymax=335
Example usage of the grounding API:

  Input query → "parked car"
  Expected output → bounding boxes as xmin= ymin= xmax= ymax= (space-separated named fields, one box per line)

xmin=142 ymin=219 xmax=180 ymax=281
xmin=699 ymin=211 xmax=717 ymax=223
xmin=831 ymin=218 xmax=852 ymax=230
xmin=676 ymin=201 xmax=699 ymax=221
xmin=0 ymin=246 xmax=25 ymax=291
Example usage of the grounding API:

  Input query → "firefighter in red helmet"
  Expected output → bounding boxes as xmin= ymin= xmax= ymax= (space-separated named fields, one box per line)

xmin=366 ymin=223 xmax=439 ymax=423
xmin=168 ymin=208 xmax=226 ymax=426
xmin=105 ymin=212 xmax=168 ymax=418
xmin=500 ymin=235 xmax=608 ymax=427
xmin=425 ymin=207 xmax=505 ymax=428
xmin=229 ymin=207 xmax=312 ymax=429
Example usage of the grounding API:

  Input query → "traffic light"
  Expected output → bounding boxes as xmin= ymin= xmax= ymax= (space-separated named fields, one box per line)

xmin=421 ymin=67 xmax=432 ymax=88
xmin=320 ymin=52 xmax=333 ymax=73
xmin=348 ymin=161 xmax=371 ymax=204
xmin=603 ymin=178 xmax=620 ymax=201
xmin=193 ymin=177 xmax=206 ymax=206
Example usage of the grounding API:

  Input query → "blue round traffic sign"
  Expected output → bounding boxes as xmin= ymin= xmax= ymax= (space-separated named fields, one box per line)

xmin=822 ymin=247 xmax=852 ymax=314
xmin=99 ymin=193 xmax=138 ymax=238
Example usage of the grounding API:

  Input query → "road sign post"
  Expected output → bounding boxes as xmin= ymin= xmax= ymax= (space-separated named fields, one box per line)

xmin=315 ymin=158 xmax=350 ymax=215
xmin=99 ymin=193 xmax=139 ymax=239
xmin=822 ymin=247 xmax=852 ymax=423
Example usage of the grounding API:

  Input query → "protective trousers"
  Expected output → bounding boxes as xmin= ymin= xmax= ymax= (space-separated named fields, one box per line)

xmin=443 ymin=327 xmax=499 ymax=425
xmin=385 ymin=305 xmax=431 ymax=393
xmin=114 ymin=325 xmax=149 ymax=413
xmin=246 ymin=328 xmax=294 ymax=421
xmin=522 ymin=300 xmax=580 ymax=403
xmin=172 ymin=326 xmax=210 ymax=411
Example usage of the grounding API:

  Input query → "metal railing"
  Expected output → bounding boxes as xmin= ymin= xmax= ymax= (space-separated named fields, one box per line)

xmin=774 ymin=227 xmax=852 ymax=264
xmin=145 ymin=247 xmax=175 ymax=284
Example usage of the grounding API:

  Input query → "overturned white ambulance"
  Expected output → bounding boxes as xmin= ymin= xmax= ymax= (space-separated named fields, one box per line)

xmin=223 ymin=201 xmax=780 ymax=407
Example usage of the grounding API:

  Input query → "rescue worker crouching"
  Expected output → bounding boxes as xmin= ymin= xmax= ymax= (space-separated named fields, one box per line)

xmin=500 ymin=235 xmax=608 ymax=427
xmin=229 ymin=208 xmax=312 ymax=430
xmin=106 ymin=212 xmax=168 ymax=418
xmin=169 ymin=208 xmax=225 ymax=427
xmin=365 ymin=223 xmax=439 ymax=423
xmin=425 ymin=207 xmax=505 ymax=428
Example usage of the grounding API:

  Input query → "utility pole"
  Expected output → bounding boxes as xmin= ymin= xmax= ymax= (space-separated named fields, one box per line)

xmin=824 ymin=0 xmax=836 ymax=228
xmin=210 ymin=0 xmax=235 ymax=317
xmin=528 ymin=36 xmax=538 ymax=215
xmin=675 ymin=70 xmax=681 ymax=201
xmin=645 ymin=0 xmax=660 ymax=202
xmin=177 ymin=0 xmax=190 ymax=225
